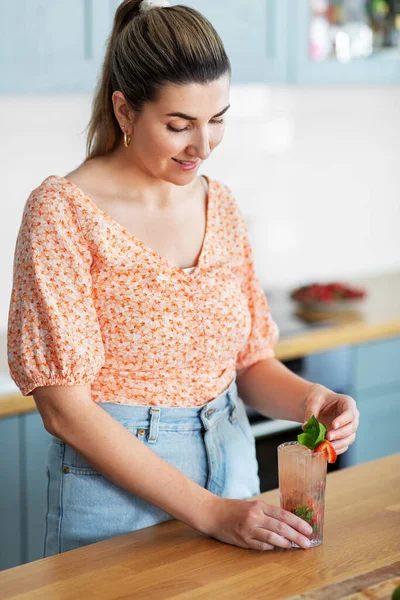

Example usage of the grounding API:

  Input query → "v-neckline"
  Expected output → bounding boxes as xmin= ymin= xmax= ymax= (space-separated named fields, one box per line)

xmin=48 ymin=174 xmax=213 ymax=279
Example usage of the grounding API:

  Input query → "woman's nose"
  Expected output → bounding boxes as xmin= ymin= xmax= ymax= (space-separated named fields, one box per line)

xmin=189 ymin=131 xmax=211 ymax=161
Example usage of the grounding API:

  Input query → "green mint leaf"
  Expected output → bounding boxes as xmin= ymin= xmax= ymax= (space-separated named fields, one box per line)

xmin=293 ymin=506 xmax=314 ymax=524
xmin=314 ymin=422 xmax=327 ymax=447
xmin=297 ymin=415 xmax=327 ymax=450
xmin=297 ymin=432 xmax=315 ymax=449
xmin=293 ymin=506 xmax=308 ymax=518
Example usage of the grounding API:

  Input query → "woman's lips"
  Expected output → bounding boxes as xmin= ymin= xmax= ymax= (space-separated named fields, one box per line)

xmin=172 ymin=158 xmax=199 ymax=171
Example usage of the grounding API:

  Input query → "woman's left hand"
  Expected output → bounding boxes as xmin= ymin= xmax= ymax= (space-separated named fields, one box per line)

xmin=303 ymin=384 xmax=360 ymax=455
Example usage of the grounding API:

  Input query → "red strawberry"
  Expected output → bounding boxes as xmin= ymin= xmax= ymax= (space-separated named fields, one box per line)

xmin=314 ymin=440 xmax=337 ymax=463
xmin=319 ymin=288 xmax=334 ymax=302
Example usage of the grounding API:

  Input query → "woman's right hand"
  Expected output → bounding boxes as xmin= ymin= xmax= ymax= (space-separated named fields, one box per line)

xmin=204 ymin=497 xmax=313 ymax=551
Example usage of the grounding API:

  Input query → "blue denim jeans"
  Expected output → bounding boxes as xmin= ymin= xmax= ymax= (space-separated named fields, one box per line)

xmin=43 ymin=377 xmax=260 ymax=557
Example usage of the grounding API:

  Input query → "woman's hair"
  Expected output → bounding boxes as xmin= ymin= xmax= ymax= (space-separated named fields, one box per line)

xmin=85 ymin=0 xmax=231 ymax=160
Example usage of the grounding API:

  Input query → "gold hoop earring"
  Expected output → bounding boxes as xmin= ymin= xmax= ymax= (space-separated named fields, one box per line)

xmin=122 ymin=126 xmax=131 ymax=148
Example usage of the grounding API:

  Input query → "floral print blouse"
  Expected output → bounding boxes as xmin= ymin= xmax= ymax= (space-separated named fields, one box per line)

xmin=7 ymin=175 xmax=279 ymax=407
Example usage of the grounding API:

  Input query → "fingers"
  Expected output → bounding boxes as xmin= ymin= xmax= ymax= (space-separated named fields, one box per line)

xmin=328 ymin=401 xmax=359 ymax=452
xmin=259 ymin=506 xmax=312 ymax=549
xmin=331 ymin=432 xmax=356 ymax=453
xmin=332 ymin=409 xmax=354 ymax=429
xmin=327 ymin=420 xmax=358 ymax=442
xmin=246 ymin=539 xmax=275 ymax=551
xmin=249 ymin=529 xmax=292 ymax=550
xmin=263 ymin=505 xmax=313 ymax=538
xmin=249 ymin=522 xmax=310 ymax=550
xmin=331 ymin=400 xmax=359 ymax=431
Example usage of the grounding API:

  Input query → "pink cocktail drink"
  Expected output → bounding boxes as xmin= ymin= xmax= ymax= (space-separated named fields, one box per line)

xmin=278 ymin=441 xmax=327 ymax=547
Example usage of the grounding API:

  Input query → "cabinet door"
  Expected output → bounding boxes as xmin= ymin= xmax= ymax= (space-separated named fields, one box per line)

xmin=302 ymin=346 xmax=354 ymax=393
xmin=0 ymin=417 xmax=22 ymax=571
xmin=289 ymin=0 xmax=400 ymax=84
xmin=353 ymin=337 xmax=400 ymax=393
xmin=23 ymin=412 xmax=53 ymax=564
xmin=0 ymin=0 xmax=115 ymax=93
xmin=186 ymin=1 xmax=289 ymax=84
xmin=343 ymin=387 xmax=400 ymax=467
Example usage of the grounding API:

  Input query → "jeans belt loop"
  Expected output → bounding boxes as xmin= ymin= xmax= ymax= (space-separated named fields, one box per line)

xmin=148 ymin=407 xmax=161 ymax=444
xmin=228 ymin=389 xmax=238 ymax=423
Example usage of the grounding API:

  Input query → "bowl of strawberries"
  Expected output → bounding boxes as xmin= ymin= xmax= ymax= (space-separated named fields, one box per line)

xmin=290 ymin=281 xmax=367 ymax=313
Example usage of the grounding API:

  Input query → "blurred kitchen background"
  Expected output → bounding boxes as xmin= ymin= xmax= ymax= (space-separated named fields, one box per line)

xmin=0 ymin=0 xmax=399 ymax=571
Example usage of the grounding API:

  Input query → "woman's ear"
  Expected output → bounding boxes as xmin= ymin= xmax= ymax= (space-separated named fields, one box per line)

xmin=112 ymin=90 xmax=135 ymax=129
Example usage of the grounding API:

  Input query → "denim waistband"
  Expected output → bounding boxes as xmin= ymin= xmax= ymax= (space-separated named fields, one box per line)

xmin=96 ymin=375 xmax=238 ymax=437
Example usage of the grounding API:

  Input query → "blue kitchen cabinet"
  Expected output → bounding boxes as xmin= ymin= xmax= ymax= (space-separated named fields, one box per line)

xmin=344 ymin=388 xmax=400 ymax=466
xmin=342 ymin=336 xmax=400 ymax=467
xmin=289 ymin=0 xmax=400 ymax=84
xmin=0 ymin=416 xmax=22 ymax=571
xmin=302 ymin=345 xmax=354 ymax=393
xmin=3 ymin=0 xmax=399 ymax=92
xmin=1 ymin=0 xmax=291 ymax=92
xmin=187 ymin=0 xmax=290 ymax=84
xmin=0 ymin=0 xmax=116 ymax=93
xmin=0 ymin=412 xmax=51 ymax=570
xmin=352 ymin=336 xmax=400 ymax=393
xmin=23 ymin=412 xmax=53 ymax=564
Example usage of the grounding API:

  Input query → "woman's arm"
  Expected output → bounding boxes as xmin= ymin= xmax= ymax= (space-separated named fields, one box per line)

xmin=34 ymin=383 xmax=216 ymax=532
xmin=236 ymin=358 xmax=359 ymax=455
xmin=236 ymin=357 xmax=314 ymax=423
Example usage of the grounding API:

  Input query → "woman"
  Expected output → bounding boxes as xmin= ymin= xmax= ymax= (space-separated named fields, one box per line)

xmin=7 ymin=0 xmax=359 ymax=557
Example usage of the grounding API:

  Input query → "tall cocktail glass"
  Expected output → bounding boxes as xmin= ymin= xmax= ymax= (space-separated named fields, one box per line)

xmin=278 ymin=441 xmax=327 ymax=547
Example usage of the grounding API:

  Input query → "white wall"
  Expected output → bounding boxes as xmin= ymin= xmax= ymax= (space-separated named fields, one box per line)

xmin=1 ymin=85 xmax=399 ymax=331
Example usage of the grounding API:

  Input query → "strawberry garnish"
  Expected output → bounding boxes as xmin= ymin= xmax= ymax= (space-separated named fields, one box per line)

xmin=314 ymin=440 xmax=337 ymax=463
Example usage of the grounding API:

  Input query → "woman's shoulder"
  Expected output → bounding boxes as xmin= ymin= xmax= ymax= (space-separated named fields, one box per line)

xmin=209 ymin=177 xmax=242 ymax=214
xmin=209 ymin=177 xmax=234 ymax=199
xmin=25 ymin=158 xmax=104 ymax=221
xmin=20 ymin=172 xmax=92 ymax=241
xmin=27 ymin=172 xmax=81 ymax=207
xmin=209 ymin=178 xmax=246 ymax=227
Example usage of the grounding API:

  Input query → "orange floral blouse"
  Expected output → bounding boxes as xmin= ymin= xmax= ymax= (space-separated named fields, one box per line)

xmin=7 ymin=175 xmax=279 ymax=407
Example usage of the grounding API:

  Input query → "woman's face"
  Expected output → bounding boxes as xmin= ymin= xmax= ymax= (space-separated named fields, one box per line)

xmin=115 ymin=74 xmax=230 ymax=185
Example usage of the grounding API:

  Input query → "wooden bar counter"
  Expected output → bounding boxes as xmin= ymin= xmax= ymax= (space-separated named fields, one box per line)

xmin=1 ymin=453 xmax=399 ymax=599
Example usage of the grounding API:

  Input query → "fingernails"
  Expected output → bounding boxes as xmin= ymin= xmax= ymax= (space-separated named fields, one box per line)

xmin=303 ymin=539 xmax=311 ymax=549
xmin=329 ymin=433 xmax=335 ymax=440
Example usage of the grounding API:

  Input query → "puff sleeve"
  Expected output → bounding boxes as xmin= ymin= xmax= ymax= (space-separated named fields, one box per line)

xmin=232 ymin=198 xmax=279 ymax=372
xmin=7 ymin=184 xmax=105 ymax=396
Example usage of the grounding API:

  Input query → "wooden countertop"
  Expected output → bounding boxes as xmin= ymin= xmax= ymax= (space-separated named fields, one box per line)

xmin=1 ymin=454 xmax=399 ymax=599
xmin=1 ymin=270 xmax=400 ymax=420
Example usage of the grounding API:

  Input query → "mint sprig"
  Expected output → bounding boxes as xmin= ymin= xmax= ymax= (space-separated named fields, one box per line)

xmin=293 ymin=506 xmax=314 ymax=524
xmin=293 ymin=505 xmax=319 ymax=534
xmin=298 ymin=415 xmax=326 ymax=450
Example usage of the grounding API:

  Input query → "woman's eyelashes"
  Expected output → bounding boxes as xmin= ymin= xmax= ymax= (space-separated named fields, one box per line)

xmin=167 ymin=119 xmax=224 ymax=133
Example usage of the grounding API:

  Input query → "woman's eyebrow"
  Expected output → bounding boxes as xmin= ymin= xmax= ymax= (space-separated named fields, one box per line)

xmin=166 ymin=104 xmax=230 ymax=121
